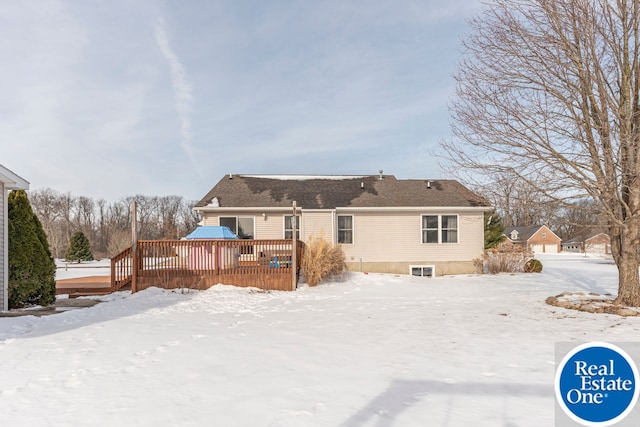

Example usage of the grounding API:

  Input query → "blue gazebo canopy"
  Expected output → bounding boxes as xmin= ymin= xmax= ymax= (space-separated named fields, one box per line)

xmin=185 ymin=226 xmax=239 ymax=240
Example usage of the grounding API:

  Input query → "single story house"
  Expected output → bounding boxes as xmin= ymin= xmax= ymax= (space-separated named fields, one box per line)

xmin=1 ymin=165 xmax=29 ymax=311
xmin=193 ymin=174 xmax=492 ymax=276
xmin=562 ymin=232 xmax=611 ymax=255
xmin=502 ymin=225 xmax=562 ymax=254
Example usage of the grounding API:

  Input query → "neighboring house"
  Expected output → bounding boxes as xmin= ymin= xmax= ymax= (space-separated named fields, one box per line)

xmin=562 ymin=232 xmax=611 ymax=255
xmin=0 ymin=165 xmax=29 ymax=311
xmin=502 ymin=225 xmax=562 ymax=254
xmin=562 ymin=237 xmax=582 ymax=253
xmin=193 ymin=174 xmax=492 ymax=276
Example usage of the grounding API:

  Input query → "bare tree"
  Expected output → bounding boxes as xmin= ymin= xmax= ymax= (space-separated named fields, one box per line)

xmin=30 ymin=188 xmax=66 ymax=258
xmin=552 ymin=199 xmax=608 ymax=240
xmin=476 ymin=172 xmax=557 ymax=227
xmin=179 ymin=200 xmax=202 ymax=237
xmin=29 ymin=188 xmax=201 ymax=259
xmin=442 ymin=0 xmax=640 ymax=305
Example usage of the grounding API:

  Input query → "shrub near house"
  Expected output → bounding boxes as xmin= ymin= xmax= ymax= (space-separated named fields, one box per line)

xmin=8 ymin=190 xmax=56 ymax=308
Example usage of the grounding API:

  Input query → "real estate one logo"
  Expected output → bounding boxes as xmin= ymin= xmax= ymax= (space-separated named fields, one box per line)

xmin=555 ymin=342 xmax=639 ymax=426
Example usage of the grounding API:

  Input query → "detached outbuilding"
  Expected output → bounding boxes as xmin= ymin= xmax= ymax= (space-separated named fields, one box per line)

xmin=0 ymin=165 xmax=29 ymax=311
xmin=562 ymin=232 xmax=611 ymax=256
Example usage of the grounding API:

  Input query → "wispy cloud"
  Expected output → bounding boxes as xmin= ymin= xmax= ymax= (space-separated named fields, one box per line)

xmin=154 ymin=16 xmax=201 ymax=177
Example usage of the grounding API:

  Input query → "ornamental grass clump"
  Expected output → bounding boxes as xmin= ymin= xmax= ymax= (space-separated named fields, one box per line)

xmin=301 ymin=236 xmax=347 ymax=286
xmin=479 ymin=246 xmax=532 ymax=274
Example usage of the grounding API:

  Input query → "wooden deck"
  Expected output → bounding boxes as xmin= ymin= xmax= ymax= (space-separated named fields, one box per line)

xmin=111 ymin=239 xmax=305 ymax=293
xmin=56 ymin=275 xmax=116 ymax=298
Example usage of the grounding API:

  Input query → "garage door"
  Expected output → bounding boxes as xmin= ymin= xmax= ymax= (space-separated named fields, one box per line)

xmin=531 ymin=244 xmax=558 ymax=254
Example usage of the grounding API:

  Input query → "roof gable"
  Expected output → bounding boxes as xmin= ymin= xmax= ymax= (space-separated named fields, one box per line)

xmin=503 ymin=226 xmax=540 ymax=241
xmin=0 ymin=164 xmax=29 ymax=190
xmin=503 ymin=225 xmax=561 ymax=242
xmin=195 ymin=175 xmax=490 ymax=210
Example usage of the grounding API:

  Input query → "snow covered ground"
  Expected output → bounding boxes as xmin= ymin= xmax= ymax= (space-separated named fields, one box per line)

xmin=1 ymin=254 xmax=639 ymax=426
xmin=55 ymin=259 xmax=111 ymax=280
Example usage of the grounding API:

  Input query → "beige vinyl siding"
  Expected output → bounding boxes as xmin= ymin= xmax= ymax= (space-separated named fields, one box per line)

xmin=201 ymin=211 xmax=294 ymax=240
xmin=338 ymin=210 xmax=484 ymax=264
xmin=300 ymin=210 xmax=334 ymax=242
xmin=200 ymin=208 xmax=485 ymax=276
xmin=1 ymin=183 xmax=5 ymax=311
xmin=258 ymin=214 xmax=288 ymax=239
xmin=202 ymin=215 xmax=217 ymax=226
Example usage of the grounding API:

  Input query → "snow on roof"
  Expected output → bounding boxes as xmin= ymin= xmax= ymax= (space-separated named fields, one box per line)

xmin=238 ymin=174 xmax=370 ymax=180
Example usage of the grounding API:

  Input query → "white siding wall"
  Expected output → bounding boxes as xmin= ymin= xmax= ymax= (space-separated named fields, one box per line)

xmin=202 ymin=211 xmax=290 ymax=239
xmin=301 ymin=211 xmax=334 ymax=242
xmin=258 ymin=214 xmax=286 ymax=239
xmin=338 ymin=210 xmax=484 ymax=264
xmin=201 ymin=208 xmax=485 ymax=275
xmin=1 ymin=183 xmax=6 ymax=311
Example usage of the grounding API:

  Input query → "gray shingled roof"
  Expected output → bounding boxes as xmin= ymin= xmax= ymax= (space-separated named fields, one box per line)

xmin=503 ymin=226 xmax=541 ymax=241
xmin=195 ymin=175 xmax=490 ymax=209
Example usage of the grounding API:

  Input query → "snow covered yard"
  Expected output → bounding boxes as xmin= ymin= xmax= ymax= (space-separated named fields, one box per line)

xmin=1 ymin=254 xmax=639 ymax=426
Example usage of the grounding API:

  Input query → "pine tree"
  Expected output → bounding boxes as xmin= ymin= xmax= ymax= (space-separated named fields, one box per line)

xmin=484 ymin=211 xmax=506 ymax=249
xmin=65 ymin=231 xmax=94 ymax=263
xmin=8 ymin=190 xmax=57 ymax=308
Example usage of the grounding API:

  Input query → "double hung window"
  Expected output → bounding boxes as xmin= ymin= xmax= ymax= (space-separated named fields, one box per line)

xmin=421 ymin=215 xmax=458 ymax=244
xmin=337 ymin=215 xmax=353 ymax=244
xmin=284 ymin=215 xmax=300 ymax=239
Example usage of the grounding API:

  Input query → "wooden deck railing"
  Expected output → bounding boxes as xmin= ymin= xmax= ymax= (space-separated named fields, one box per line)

xmin=111 ymin=239 xmax=305 ymax=292
xmin=111 ymin=245 xmax=132 ymax=291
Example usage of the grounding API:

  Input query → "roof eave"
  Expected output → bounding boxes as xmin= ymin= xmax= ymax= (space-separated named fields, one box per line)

xmin=0 ymin=166 xmax=29 ymax=190
xmin=195 ymin=205 xmax=492 ymax=212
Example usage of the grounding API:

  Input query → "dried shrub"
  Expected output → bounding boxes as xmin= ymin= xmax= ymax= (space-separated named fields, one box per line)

xmin=481 ymin=246 xmax=532 ymax=274
xmin=524 ymin=258 xmax=543 ymax=273
xmin=301 ymin=236 xmax=347 ymax=286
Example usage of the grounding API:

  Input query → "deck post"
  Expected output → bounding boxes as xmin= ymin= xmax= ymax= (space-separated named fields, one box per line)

xmin=110 ymin=257 xmax=115 ymax=291
xmin=131 ymin=200 xmax=138 ymax=293
xmin=291 ymin=201 xmax=297 ymax=291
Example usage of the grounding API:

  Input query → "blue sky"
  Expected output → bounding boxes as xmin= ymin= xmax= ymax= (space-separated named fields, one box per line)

xmin=1 ymin=0 xmax=483 ymax=202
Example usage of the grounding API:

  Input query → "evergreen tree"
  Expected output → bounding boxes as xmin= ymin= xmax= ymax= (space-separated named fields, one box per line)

xmin=65 ymin=231 xmax=94 ymax=263
xmin=484 ymin=211 xmax=505 ymax=249
xmin=8 ymin=190 xmax=57 ymax=308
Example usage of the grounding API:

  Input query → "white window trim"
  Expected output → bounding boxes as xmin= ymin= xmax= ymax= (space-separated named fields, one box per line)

xmin=410 ymin=265 xmax=436 ymax=277
xmin=283 ymin=215 xmax=300 ymax=240
xmin=337 ymin=214 xmax=354 ymax=245
xmin=420 ymin=214 xmax=459 ymax=244
xmin=220 ymin=216 xmax=256 ymax=239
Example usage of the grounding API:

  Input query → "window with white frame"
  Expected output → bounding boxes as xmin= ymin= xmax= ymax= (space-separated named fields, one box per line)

xmin=337 ymin=215 xmax=353 ymax=244
xmin=421 ymin=215 xmax=458 ymax=244
xmin=220 ymin=216 xmax=255 ymax=239
xmin=284 ymin=215 xmax=300 ymax=239
xmin=410 ymin=265 xmax=435 ymax=277
xmin=220 ymin=216 xmax=255 ymax=254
